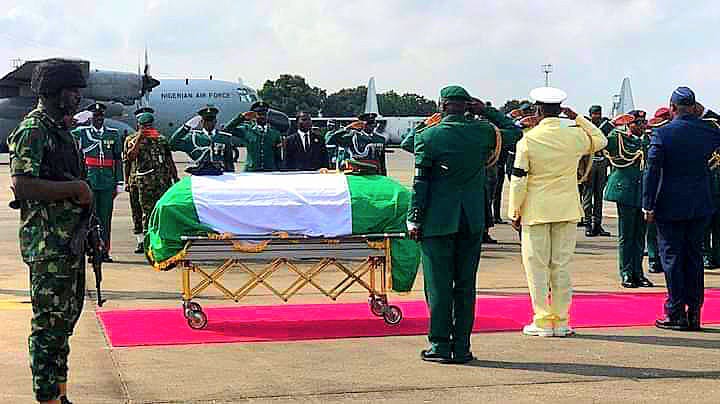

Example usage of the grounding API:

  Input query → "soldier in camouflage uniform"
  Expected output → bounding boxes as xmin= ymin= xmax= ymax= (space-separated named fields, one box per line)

xmin=7 ymin=60 xmax=92 ymax=404
xmin=123 ymin=107 xmax=153 ymax=253
xmin=124 ymin=112 xmax=177 ymax=251
xmin=71 ymin=103 xmax=123 ymax=261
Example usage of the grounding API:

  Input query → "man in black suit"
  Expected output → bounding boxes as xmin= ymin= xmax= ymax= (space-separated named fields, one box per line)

xmin=643 ymin=87 xmax=720 ymax=331
xmin=285 ymin=111 xmax=329 ymax=171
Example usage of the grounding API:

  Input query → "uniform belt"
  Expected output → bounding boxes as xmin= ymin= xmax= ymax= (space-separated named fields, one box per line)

xmin=85 ymin=156 xmax=115 ymax=168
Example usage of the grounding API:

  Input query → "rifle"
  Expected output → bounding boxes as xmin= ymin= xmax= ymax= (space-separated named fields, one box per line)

xmin=66 ymin=178 xmax=107 ymax=306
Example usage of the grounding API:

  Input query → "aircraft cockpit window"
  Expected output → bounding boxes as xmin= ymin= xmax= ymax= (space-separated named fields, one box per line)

xmin=237 ymin=88 xmax=255 ymax=103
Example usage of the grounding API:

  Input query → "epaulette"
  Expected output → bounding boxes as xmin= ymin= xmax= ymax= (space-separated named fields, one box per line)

xmin=703 ymin=118 xmax=720 ymax=129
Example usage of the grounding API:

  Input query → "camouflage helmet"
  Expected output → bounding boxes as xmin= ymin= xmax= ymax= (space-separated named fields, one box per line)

xmin=31 ymin=59 xmax=87 ymax=96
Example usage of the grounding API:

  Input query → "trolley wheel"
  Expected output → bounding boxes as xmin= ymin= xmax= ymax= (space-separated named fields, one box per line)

xmin=187 ymin=310 xmax=208 ymax=330
xmin=383 ymin=305 xmax=402 ymax=325
xmin=186 ymin=302 xmax=202 ymax=312
xmin=369 ymin=296 xmax=386 ymax=317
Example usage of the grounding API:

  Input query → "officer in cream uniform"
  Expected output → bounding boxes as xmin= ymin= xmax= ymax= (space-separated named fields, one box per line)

xmin=508 ymin=87 xmax=607 ymax=337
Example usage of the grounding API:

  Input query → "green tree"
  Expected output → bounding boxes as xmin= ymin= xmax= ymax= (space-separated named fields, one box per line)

xmin=501 ymin=99 xmax=532 ymax=114
xmin=322 ymin=86 xmax=367 ymax=117
xmin=258 ymin=74 xmax=326 ymax=115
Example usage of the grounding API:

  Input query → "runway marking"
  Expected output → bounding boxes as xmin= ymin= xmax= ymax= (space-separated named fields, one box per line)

xmin=0 ymin=299 xmax=30 ymax=310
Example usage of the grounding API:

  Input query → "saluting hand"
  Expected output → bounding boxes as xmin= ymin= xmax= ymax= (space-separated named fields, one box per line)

xmin=562 ymin=107 xmax=578 ymax=120
xmin=468 ymin=98 xmax=486 ymax=115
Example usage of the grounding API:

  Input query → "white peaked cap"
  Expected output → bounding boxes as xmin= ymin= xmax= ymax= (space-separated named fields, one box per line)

xmin=529 ymin=87 xmax=567 ymax=104
xmin=73 ymin=110 xmax=93 ymax=123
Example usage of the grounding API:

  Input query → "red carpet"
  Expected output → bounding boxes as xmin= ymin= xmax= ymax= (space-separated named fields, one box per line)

xmin=97 ymin=289 xmax=720 ymax=347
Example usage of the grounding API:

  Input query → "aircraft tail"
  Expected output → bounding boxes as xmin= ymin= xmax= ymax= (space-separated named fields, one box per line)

xmin=364 ymin=77 xmax=380 ymax=116
xmin=613 ymin=77 xmax=635 ymax=116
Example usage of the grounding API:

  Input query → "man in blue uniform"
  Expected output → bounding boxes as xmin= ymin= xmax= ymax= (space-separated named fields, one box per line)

xmin=644 ymin=87 xmax=720 ymax=331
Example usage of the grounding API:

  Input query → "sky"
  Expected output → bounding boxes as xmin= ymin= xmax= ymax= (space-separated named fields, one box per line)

xmin=1 ymin=0 xmax=718 ymax=115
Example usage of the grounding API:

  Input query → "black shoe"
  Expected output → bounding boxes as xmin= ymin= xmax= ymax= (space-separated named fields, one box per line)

xmin=451 ymin=352 xmax=475 ymax=364
xmin=134 ymin=242 xmax=144 ymax=254
xmin=482 ymin=234 xmax=498 ymax=244
xmin=655 ymin=316 xmax=689 ymax=331
xmin=103 ymin=254 xmax=114 ymax=263
xmin=577 ymin=221 xmax=587 ymax=228
xmin=60 ymin=396 xmax=73 ymax=404
xmin=703 ymin=257 xmax=719 ymax=269
xmin=637 ymin=276 xmax=654 ymax=287
xmin=494 ymin=218 xmax=507 ymax=224
xmin=596 ymin=226 xmax=611 ymax=237
xmin=621 ymin=275 xmax=638 ymax=288
xmin=687 ymin=309 xmax=702 ymax=331
xmin=585 ymin=226 xmax=597 ymax=237
xmin=648 ymin=263 xmax=663 ymax=274
xmin=421 ymin=349 xmax=452 ymax=363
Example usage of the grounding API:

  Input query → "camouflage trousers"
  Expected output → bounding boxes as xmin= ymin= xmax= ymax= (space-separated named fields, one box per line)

xmin=28 ymin=255 xmax=85 ymax=402
xmin=138 ymin=180 xmax=172 ymax=233
xmin=128 ymin=185 xmax=144 ymax=234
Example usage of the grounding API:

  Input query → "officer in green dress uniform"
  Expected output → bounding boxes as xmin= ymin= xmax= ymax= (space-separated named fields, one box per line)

xmin=408 ymin=85 xmax=519 ymax=364
xmin=224 ymin=101 xmax=283 ymax=172
xmin=699 ymin=107 xmax=720 ymax=269
xmin=7 ymin=59 xmax=91 ymax=404
xmin=123 ymin=107 xmax=154 ymax=253
xmin=71 ymin=103 xmax=123 ymax=262
xmin=582 ymin=105 xmax=613 ymax=237
xmin=603 ymin=110 xmax=654 ymax=288
xmin=325 ymin=112 xmax=388 ymax=174
xmin=169 ymin=105 xmax=238 ymax=174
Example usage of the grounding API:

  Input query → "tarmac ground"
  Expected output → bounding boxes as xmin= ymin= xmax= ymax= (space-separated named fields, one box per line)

xmin=1 ymin=151 xmax=719 ymax=403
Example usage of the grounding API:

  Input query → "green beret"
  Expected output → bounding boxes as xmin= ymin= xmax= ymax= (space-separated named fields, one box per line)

xmin=137 ymin=112 xmax=154 ymax=125
xmin=198 ymin=105 xmax=219 ymax=118
xmin=589 ymin=105 xmax=602 ymax=114
xmin=440 ymin=85 xmax=472 ymax=102
xmin=134 ymin=106 xmax=155 ymax=116
xmin=250 ymin=101 xmax=270 ymax=112
xmin=358 ymin=112 xmax=377 ymax=123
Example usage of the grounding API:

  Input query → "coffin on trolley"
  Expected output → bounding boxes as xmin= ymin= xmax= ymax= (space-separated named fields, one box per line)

xmin=144 ymin=172 xmax=420 ymax=329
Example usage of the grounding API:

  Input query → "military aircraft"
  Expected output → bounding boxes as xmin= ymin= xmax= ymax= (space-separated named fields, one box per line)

xmin=0 ymin=57 xmax=159 ymax=151
xmin=143 ymin=76 xmax=288 ymax=135
xmin=0 ymin=57 xmax=289 ymax=153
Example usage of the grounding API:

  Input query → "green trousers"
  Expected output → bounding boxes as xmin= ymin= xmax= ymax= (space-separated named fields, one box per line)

xmin=28 ymin=256 xmax=85 ymax=402
xmin=646 ymin=222 xmax=659 ymax=266
xmin=93 ymin=189 xmax=114 ymax=251
xmin=617 ymin=204 xmax=646 ymax=279
xmin=703 ymin=209 xmax=720 ymax=265
xmin=129 ymin=186 xmax=144 ymax=235
xmin=421 ymin=214 xmax=482 ymax=356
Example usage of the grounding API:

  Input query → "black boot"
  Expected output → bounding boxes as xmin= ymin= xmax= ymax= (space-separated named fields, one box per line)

xmin=596 ymin=224 xmax=611 ymax=237
xmin=656 ymin=315 xmax=689 ymax=331
xmin=60 ymin=396 xmax=73 ymax=404
xmin=134 ymin=241 xmax=144 ymax=254
xmin=687 ymin=308 xmax=702 ymax=331
xmin=585 ymin=223 xmax=597 ymax=237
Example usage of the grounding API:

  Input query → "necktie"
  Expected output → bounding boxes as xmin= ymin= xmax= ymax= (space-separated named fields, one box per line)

xmin=304 ymin=134 xmax=310 ymax=152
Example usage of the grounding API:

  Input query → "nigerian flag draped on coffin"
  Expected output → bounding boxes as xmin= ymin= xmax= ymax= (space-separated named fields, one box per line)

xmin=145 ymin=173 xmax=420 ymax=292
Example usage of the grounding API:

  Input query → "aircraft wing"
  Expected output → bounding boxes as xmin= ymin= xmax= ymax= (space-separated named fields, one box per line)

xmin=0 ymin=58 xmax=89 ymax=98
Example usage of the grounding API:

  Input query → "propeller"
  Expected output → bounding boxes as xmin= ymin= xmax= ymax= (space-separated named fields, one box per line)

xmin=139 ymin=46 xmax=160 ymax=100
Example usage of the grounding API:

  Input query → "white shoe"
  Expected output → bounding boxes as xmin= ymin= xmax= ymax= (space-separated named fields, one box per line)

xmin=553 ymin=326 xmax=576 ymax=337
xmin=522 ymin=324 xmax=554 ymax=337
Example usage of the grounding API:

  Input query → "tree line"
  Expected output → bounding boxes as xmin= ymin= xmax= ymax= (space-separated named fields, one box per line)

xmin=258 ymin=74 xmax=437 ymax=117
xmin=258 ymin=74 xmax=533 ymax=118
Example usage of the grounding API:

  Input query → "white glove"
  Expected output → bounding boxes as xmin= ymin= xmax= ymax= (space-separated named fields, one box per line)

xmin=184 ymin=115 xmax=202 ymax=129
xmin=73 ymin=111 xmax=93 ymax=124
xmin=115 ymin=184 xmax=124 ymax=194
